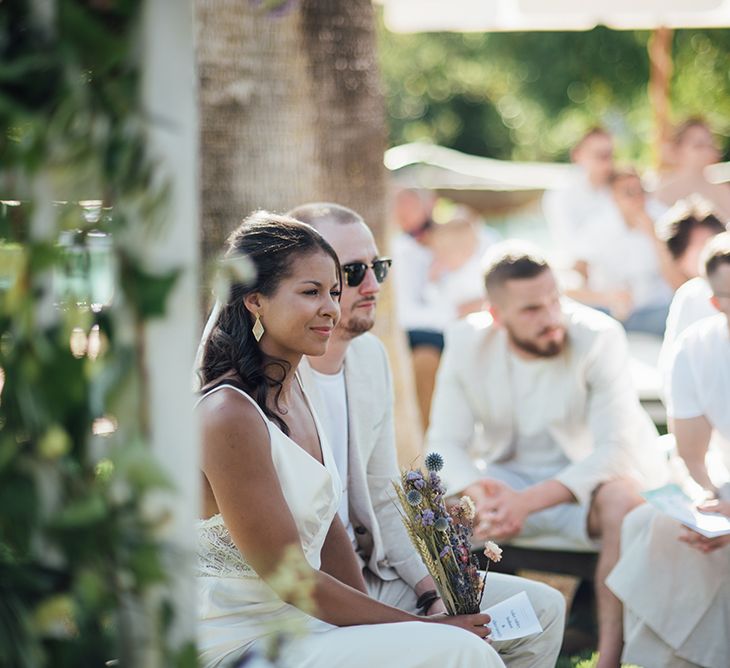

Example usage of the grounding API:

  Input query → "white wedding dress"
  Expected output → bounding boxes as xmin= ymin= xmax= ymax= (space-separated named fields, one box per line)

xmin=196 ymin=383 xmax=504 ymax=668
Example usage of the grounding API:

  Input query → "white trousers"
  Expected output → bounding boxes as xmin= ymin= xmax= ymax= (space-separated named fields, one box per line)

xmin=271 ymin=617 xmax=506 ymax=668
xmin=364 ymin=570 xmax=566 ymax=668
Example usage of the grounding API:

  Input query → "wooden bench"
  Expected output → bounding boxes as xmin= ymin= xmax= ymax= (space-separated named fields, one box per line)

xmin=474 ymin=543 xmax=599 ymax=650
xmin=475 ymin=544 xmax=597 ymax=581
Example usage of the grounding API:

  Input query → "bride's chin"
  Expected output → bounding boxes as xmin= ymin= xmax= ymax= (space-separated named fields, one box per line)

xmin=301 ymin=342 xmax=329 ymax=357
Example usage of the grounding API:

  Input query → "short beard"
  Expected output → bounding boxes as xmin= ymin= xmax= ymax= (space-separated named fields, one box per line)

xmin=340 ymin=314 xmax=374 ymax=339
xmin=507 ymin=328 xmax=565 ymax=358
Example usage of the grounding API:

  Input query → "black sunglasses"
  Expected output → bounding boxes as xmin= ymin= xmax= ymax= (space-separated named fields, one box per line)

xmin=342 ymin=258 xmax=392 ymax=287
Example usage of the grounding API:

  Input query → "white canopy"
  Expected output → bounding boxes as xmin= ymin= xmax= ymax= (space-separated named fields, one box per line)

xmin=381 ymin=0 xmax=730 ymax=33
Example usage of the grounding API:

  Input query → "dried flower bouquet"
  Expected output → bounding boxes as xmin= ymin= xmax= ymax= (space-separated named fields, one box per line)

xmin=393 ymin=452 xmax=502 ymax=615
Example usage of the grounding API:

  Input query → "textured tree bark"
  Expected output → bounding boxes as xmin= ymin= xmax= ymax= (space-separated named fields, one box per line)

xmin=195 ymin=0 xmax=422 ymax=464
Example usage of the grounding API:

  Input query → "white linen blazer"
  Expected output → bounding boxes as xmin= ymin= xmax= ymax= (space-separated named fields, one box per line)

xmin=426 ymin=301 xmax=669 ymax=505
xmin=300 ymin=333 xmax=429 ymax=589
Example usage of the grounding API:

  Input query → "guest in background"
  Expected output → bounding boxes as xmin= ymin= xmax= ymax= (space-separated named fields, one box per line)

xmin=425 ymin=210 xmax=497 ymax=322
xmin=542 ymin=127 xmax=616 ymax=271
xmin=426 ymin=242 xmax=669 ymax=668
xmin=664 ymin=232 xmax=730 ymax=501
xmin=391 ymin=188 xmax=442 ymax=430
xmin=566 ymin=168 xmax=676 ymax=336
xmin=608 ymin=233 xmax=730 ymax=668
xmin=392 ymin=194 xmax=499 ymax=430
xmin=658 ymin=198 xmax=727 ymax=368
xmin=608 ymin=498 xmax=730 ymax=668
xmin=654 ymin=117 xmax=730 ymax=221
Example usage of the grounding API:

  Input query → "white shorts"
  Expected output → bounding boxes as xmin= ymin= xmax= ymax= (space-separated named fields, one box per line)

xmin=486 ymin=463 xmax=599 ymax=551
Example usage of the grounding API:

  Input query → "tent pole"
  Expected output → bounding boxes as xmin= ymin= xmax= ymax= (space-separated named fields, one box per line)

xmin=648 ymin=26 xmax=674 ymax=170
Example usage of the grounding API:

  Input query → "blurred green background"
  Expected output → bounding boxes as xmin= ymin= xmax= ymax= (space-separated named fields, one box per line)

xmin=378 ymin=22 xmax=730 ymax=165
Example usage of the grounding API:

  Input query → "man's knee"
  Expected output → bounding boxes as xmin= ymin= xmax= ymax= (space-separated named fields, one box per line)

xmin=521 ymin=579 xmax=567 ymax=626
xmin=620 ymin=502 xmax=654 ymax=546
xmin=591 ymin=478 xmax=643 ymax=530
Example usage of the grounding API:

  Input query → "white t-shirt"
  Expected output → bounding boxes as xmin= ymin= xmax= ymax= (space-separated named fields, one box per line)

xmin=666 ymin=314 xmax=730 ymax=442
xmin=393 ymin=226 xmax=499 ymax=333
xmin=500 ymin=351 xmax=571 ymax=475
xmin=422 ymin=227 xmax=500 ymax=320
xmin=309 ymin=367 xmax=355 ymax=544
xmin=392 ymin=232 xmax=446 ymax=332
xmin=583 ymin=202 xmax=673 ymax=310
xmin=661 ymin=277 xmax=716 ymax=364
xmin=542 ymin=170 xmax=617 ymax=267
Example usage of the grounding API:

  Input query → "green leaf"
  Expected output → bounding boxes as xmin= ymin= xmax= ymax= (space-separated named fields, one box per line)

xmin=120 ymin=261 xmax=181 ymax=319
xmin=49 ymin=494 xmax=107 ymax=530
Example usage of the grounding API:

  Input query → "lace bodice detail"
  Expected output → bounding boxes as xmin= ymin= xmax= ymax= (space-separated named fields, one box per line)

xmin=195 ymin=381 xmax=340 ymax=582
xmin=196 ymin=514 xmax=257 ymax=578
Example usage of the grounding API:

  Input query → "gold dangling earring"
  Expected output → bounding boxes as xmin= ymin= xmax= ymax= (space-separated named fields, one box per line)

xmin=252 ymin=313 xmax=265 ymax=342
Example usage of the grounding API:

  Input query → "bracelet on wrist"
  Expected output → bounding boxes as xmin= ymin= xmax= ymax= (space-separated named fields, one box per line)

xmin=416 ymin=589 xmax=441 ymax=614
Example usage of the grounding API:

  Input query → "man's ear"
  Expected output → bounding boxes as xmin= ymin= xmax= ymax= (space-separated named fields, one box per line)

xmin=243 ymin=292 xmax=264 ymax=317
xmin=488 ymin=303 xmax=502 ymax=325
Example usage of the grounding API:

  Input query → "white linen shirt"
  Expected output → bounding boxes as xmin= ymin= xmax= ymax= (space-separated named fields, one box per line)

xmin=666 ymin=313 xmax=730 ymax=441
xmin=426 ymin=301 xmax=668 ymax=505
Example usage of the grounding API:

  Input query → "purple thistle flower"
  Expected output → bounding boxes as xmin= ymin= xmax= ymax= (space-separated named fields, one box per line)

xmin=425 ymin=452 xmax=444 ymax=472
xmin=434 ymin=516 xmax=449 ymax=531
xmin=406 ymin=489 xmax=423 ymax=506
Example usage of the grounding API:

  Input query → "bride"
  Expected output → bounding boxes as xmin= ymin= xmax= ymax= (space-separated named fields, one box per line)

xmin=195 ymin=211 xmax=505 ymax=668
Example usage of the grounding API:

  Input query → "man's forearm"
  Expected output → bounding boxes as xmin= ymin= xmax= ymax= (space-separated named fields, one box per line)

xmin=522 ymin=479 xmax=576 ymax=514
xmin=683 ymin=456 xmax=717 ymax=495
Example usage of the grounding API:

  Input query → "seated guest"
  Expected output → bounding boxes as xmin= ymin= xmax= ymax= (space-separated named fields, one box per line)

xmin=608 ymin=233 xmax=730 ymax=668
xmin=567 ymin=168 xmax=676 ymax=336
xmin=665 ymin=232 xmax=730 ymax=498
xmin=425 ymin=210 xmax=499 ymax=322
xmin=659 ymin=198 xmax=727 ymax=364
xmin=391 ymin=188 xmax=441 ymax=430
xmin=426 ymin=242 xmax=669 ymax=668
xmin=608 ymin=500 xmax=730 ymax=668
xmin=392 ymin=193 xmax=499 ymax=430
xmin=653 ymin=117 xmax=730 ymax=222
xmin=542 ymin=127 xmax=617 ymax=271
xmin=291 ymin=202 xmax=565 ymax=668
xmin=196 ymin=212 xmax=502 ymax=668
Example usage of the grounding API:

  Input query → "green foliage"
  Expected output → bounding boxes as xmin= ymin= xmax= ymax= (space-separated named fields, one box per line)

xmin=378 ymin=20 xmax=730 ymax=165
xmin=0 ymin=2 xmax=190 ymax=666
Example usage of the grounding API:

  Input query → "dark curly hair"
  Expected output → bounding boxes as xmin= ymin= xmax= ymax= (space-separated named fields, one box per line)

xmin=658 ymin=198 xmax=726 ymax=260
xmin=200 ymin=211 xmax=341 ymax=434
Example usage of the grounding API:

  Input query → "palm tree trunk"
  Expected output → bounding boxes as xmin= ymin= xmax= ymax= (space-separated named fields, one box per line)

xmin=195 ymin=0 xmax=422 ymax=464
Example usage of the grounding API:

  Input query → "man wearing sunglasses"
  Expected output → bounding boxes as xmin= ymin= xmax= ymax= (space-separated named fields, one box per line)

xmin=290 ymin=202 xmax=565 ymax=668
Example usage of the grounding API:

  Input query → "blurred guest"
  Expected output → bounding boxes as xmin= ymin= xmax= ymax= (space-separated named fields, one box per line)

xmin=542 ymin=127 xmax=616 ymax=270
xmin=392 ymin=193 xmax=498 ymax=429
xmin=426 ymin=242 xmax=669 ymax=668
xmin=664 ymin=232 xmax=730 ymax=499
xmin=658 ymin=198 xmax=727 ymax=365
xmin=653 ymin=117 xmax=730 ymax=221
xmin=660 ymin=196 xmax=727 ymax=285
xmin=567 ymin=168 xmax=676 ymax=337
xmin=425 ymin=211 xmax=496 ymax=321
xmin=608 ymin=233 xmax=730 ymax=668
xmin=391 ymin=188 xmax=441 ymax=430
xmin=608 ymin=499 xmax=730 ymax=668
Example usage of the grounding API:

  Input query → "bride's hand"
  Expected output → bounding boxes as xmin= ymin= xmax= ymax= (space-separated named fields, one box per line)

xmin=426 ymin=612 xmax=493 ymax=640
